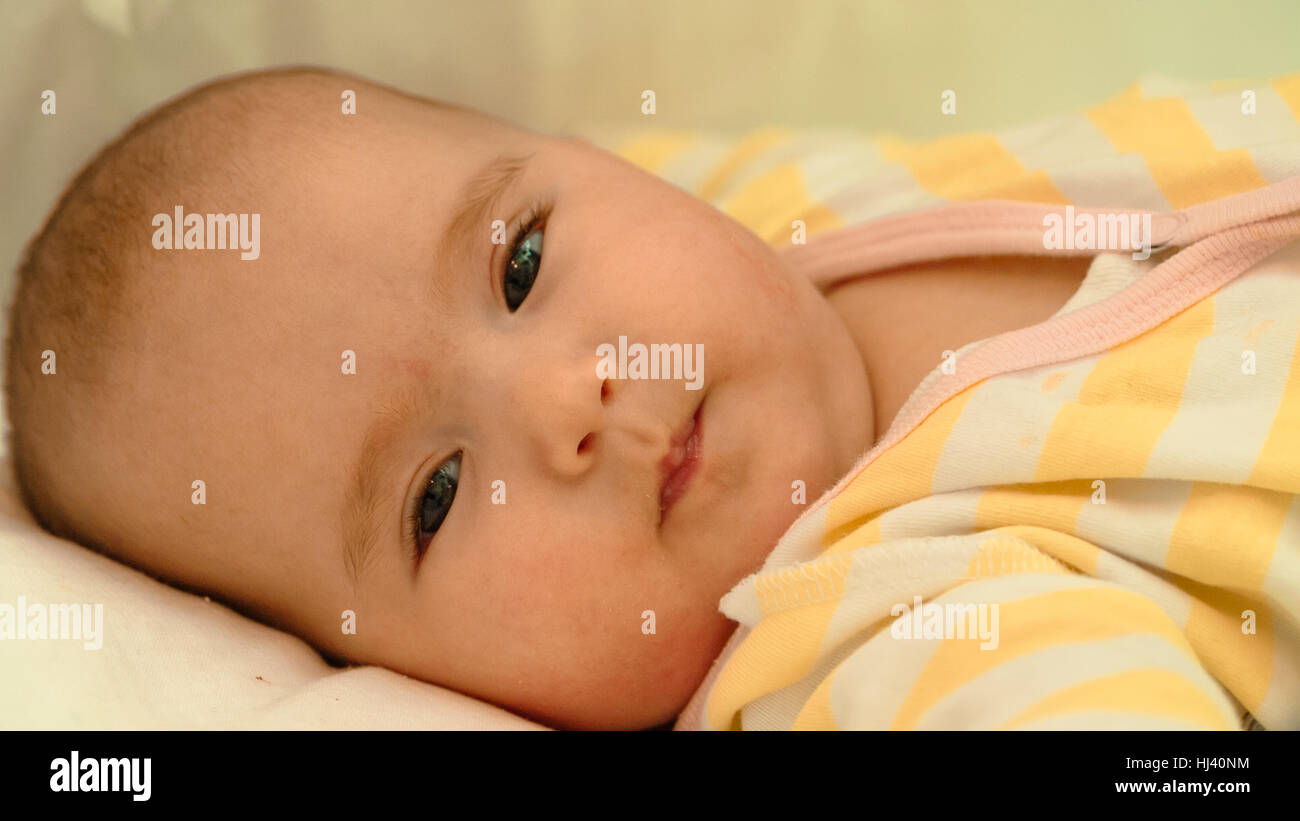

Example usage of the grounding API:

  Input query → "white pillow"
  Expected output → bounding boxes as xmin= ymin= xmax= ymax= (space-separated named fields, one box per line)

xmin=0 ymin=392 xmax=545 ymax=730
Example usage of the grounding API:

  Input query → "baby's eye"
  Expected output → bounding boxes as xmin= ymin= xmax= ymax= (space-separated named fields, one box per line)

xmin=502 ymin=225 xmax=543 ymax=311
xmin=410 ymin=452 xmax=460 ymax=559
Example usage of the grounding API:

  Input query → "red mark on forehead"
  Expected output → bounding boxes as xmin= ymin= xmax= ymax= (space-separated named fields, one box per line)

xmin=378 ymin=354 xmax=433 ymax=382
xmin=400 ymin=357 xmax=433 ymax=382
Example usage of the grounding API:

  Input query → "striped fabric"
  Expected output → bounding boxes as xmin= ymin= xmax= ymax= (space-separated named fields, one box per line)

xmin=610 ymin=75 xmax=1300 ymax=730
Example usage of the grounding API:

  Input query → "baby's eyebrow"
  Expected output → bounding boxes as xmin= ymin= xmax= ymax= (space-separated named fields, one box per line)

xmin=436 ymin=151 xmax=535 ymax=283
xmin=339 ymin=151 xmax=534 ymax=588
xmin=342 ymin=382 xmax=425 ymax=588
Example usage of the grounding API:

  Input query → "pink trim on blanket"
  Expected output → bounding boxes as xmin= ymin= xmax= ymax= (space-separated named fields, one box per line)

xmin=784 ymin=175 xmax=1300 ymax=288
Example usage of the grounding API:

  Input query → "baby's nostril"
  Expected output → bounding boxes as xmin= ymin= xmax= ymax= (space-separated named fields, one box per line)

xmin=600 ymin=380 xmax=611 ymax=402
xmin=577 ymin=433 xmax=595 ymax=454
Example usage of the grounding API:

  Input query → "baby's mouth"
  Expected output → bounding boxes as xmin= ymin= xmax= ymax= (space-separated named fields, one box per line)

xmin=658 ymin=397 xmax=704 ymax=526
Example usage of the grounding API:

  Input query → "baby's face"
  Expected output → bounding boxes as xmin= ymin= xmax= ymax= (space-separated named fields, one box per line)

xmin=118 ymin=83 xmax=872 ymax=728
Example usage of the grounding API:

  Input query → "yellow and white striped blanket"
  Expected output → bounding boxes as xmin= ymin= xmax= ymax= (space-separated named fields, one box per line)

xmin=611 ymin=75 xmax=1300 ymax=730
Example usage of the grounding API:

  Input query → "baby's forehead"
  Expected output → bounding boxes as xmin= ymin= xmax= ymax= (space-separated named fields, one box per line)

xmin=140 ymin=74 xmax=520 ymax=215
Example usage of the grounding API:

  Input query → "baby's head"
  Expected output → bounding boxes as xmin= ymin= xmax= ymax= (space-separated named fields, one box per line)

xmin=4 ymin=67 xmax=872 ymax=729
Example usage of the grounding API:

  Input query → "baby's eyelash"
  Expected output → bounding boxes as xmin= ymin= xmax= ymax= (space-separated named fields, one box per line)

xmin=405 ymin=497 xmax=426 ymax=561
xmin=507 ymin=199 xmax=552 ymax=257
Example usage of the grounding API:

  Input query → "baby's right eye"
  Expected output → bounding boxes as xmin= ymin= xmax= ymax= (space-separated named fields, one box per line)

xmin=500 ymin=201 xmax=550 ymax=312
xmin=503 ymin=226 xmax=543 ymax=311
xmin=408 ymin=452 xmax=460 ymax=560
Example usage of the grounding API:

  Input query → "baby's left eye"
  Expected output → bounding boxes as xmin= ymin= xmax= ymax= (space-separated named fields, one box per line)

xmin=502 ymin=226 xmax=543 ymax=312
xmin=410 ymin=452 xmax=460 ymax=560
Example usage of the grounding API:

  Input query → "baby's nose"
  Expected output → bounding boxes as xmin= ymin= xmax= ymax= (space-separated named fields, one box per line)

xmin=506 ymin=352 xmax=606 ymax=479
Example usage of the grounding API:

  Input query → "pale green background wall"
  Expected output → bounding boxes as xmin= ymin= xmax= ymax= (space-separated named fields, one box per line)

xmin=3 ymin=0 xmax=1299 ymax=338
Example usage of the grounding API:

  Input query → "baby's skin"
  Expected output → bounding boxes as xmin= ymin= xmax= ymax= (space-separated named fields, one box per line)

xmin=33 ymin=68 xmax=1089 ymax=729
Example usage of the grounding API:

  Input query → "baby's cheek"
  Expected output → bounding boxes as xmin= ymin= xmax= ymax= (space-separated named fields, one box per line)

xmin=620 ymin=597 xmax=735 ymax=716
xmin=469 ymin=533 xmax=601 ymax=638
xmin=496 ymin=537 xmax=655 ymax=637
xmin=475 ymin=536 xmax=725 ymax=725
xmin=719 ymin=216 xmax=800 ymax=308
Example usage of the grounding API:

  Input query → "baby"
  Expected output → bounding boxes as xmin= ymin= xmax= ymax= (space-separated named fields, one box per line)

xmin=4 ymin=66 xmax=1093 ymax=730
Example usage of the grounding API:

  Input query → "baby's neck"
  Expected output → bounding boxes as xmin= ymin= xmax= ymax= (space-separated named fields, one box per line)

xmin=824 ymin=255 xmax=1092 ymax=442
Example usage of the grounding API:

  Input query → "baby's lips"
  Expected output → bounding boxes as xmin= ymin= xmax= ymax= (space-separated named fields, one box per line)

xmin=658 ymin=401 xmax=704 ymax=519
